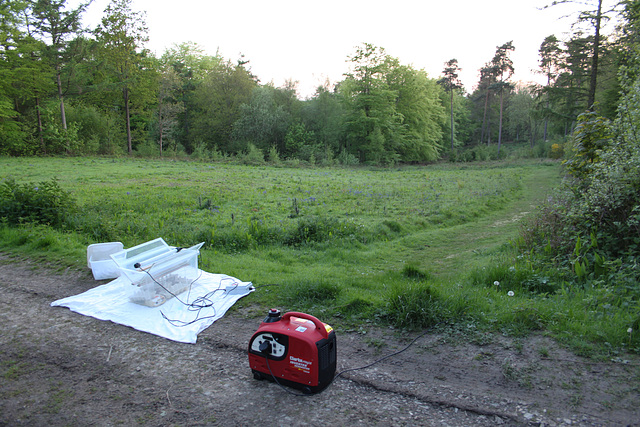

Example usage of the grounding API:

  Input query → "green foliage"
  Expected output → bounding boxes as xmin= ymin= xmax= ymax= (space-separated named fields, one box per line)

xmin=189 ymin=55 xmax=256 ymax=153
xmin=283 ymin=216 xmax=362 ymax=247
xmin=240 ymin=143 xmax=265 ymax=165
xmin=94 ymin=0 xmax=153 ymax=154
xmin=448 ymin=144 xmax=507 ymax=162
xmin=65 ymin=103 xmax=124 ymax=155
xmin=340 ymin=44 xmax=445 ymax=164
xmin=193 ymin=215 xmax=366 ymax=252
xmin=232 ymin=86 xmax=290 ymax=155
xmin=40 ymin=104 xmax=82 ymax=155
xmin=0 ymin=118 xmax=32 ymax=156
xmin=284 ymin=122 xmax=315 ymax=159
xmin=336 ymin=148 xmax=359 ymax=165
xmin=267 ymin=145 xmax=281 ymax=165
xmin=0 ymin=178 xmax=75 ymax=227
xmin=564 ymin=111 xmax=613 ymax=179
xmin=513 ymin=6 xmax=640 ymax=352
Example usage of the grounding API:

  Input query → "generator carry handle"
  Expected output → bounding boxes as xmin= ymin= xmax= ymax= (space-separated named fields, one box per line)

xmin=282 ymin=312 xmax=329 ymax=339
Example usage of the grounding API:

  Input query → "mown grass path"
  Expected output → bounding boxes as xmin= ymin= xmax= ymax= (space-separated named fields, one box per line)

xmin=414 ymin=162 xmax=561 ymax=279
xmin=358 ymin=162 xmax=562 ymax=281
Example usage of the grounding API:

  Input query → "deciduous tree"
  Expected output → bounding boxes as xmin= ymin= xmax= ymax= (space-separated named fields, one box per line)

xmin=29 ymin=0 xmax=90 ymax=131
xmin=94 ymin=0 xmax=149 ymax=154
xmin=340 ymin=44 xmax=402 ymax=164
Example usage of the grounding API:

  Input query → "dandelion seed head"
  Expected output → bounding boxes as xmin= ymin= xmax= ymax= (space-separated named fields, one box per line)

xmin=494 ymin=281 xmax=500 ymax=286
xmin=508 ymin=291 xmax=515 ymax=297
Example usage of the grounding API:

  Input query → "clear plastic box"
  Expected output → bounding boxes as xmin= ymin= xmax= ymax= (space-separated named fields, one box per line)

xmin=109 ymin=238 xmax=205 ymax=306
xmin=87 ymin=242 xmax=124 ymax=280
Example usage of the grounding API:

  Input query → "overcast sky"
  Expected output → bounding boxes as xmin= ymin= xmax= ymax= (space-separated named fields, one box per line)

xmin=77 ymin=0 xmax=587 ymax=98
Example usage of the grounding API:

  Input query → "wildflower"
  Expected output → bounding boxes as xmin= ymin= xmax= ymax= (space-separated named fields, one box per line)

xmin=628 ymin=328 xmax=633 ymax=334
xmin=494 ymin=281 xmax=500 ymax=286
xmin=508 ymin=291 xmax=515 ymax=297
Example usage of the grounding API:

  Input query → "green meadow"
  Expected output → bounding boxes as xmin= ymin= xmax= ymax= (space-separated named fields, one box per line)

xmin=2 ymin=156 xmax=634 ymax=355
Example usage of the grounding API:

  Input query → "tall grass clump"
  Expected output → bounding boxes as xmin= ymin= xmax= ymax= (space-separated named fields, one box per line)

xmin=282 ymin=280 xmax=342 ymax=307
xmin=383 ymin=282 xmax=452 ymax=330
xmin=467 ymin=258 xmax=558 ymax=295
xmin=194 ymin=215 xmax=370 ymax=253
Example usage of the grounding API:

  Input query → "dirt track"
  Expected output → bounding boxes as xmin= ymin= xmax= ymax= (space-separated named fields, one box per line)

xmin=1 ymin=253 xmax=639 ymax=426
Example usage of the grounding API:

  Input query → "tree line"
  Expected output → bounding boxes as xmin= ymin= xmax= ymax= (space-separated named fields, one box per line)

xmin=0 ymin=0 xmax=629 ymax=165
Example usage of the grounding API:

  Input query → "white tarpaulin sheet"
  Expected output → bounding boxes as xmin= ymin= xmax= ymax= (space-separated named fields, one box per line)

xmin=51 ymin=271 xmax=253 ymax=344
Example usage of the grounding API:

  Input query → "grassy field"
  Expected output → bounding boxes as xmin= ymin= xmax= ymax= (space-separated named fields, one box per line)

xmin=3 ymin=156 xmax=634 ymax=356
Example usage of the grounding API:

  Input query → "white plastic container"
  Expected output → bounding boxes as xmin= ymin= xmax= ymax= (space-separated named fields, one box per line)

xmin=87 ymin=242 xmax=124 ymax=280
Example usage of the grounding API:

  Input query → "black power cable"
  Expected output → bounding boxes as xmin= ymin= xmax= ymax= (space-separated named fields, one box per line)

xmin=263 ymin=352 xmax=312 ymax=397
xmin=334 ymin=326 xmax=436 ymax=380
xmin=139 ymin=268 xmax=242 ymax=327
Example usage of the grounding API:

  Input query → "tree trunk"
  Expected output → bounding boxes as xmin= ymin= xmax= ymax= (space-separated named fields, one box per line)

xmin=124 ymin=86 xmax=132 ymax=154
xmin=36 ymin=97 xmax=45 ymax=154
xmin=544 ymin=74 xmax=550 ymax=142
xmin=159 ymin=118 xmax=164 ymax=157
xmin=481 ymin=90 xmax=490 ymax=144
xmin=588 ymin=0 xmax=603 ymax=110
xmin=498 ymin=88 xmax=504 ymax=156
xmin=56 ymin=71 xmax=67 ymax=130
xmin=450 ymin=89 xmax=455 ymax=150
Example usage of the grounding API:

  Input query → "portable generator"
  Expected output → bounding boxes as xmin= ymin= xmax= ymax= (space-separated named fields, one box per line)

xmin=248 ymin=309 xmax=337 ymax=394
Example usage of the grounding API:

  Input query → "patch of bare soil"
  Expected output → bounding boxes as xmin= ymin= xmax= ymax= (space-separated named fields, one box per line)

xmin=1 ymin=253 xmax=639 ymax=426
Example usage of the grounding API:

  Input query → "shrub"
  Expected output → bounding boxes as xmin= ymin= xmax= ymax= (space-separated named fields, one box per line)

xmin=0 ymin=178 xmax=75 ymax=228
xmin=337 ymin=148 xmax=359 ymax=166
xmin=550 ymin=143 xmax=564 ymax=159
xmin=564 ymin=111 xmax=613 ymax=180
xmin=240 ymin=143 xmax=265 ymax=165
xmin=283 ymin=216 xmax=362 ymax=246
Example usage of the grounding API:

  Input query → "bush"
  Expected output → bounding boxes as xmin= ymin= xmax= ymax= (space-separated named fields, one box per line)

xmin=564 ymin=111 xmax=613 ymax=180
xmin=550 ymin=143 xmax=564 ymax=159
xmin=518 ymin=103 xmax=640 ymax=301
xmin=240 ymin=143 xmax=265 ymax=165
xmin=337 ymin=148 xmax=359 ymax=166
xmin=283 ymin=216 xmax=363 ymax=246
xmin=66 ymin=103 xmax=124 ymax=155
xmin=0 ymin=178 xmax=76 ymax=228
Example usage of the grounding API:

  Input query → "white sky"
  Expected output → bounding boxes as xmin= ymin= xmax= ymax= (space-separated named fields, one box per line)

xmin=77 ymin=0 xmax=589 ymax=98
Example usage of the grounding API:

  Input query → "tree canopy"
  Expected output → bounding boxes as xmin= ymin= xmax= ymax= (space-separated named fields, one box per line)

xmin=0 ymin=1 xmax=634 ymax=164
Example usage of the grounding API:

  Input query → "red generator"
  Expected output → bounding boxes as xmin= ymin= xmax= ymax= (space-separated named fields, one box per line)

xmin=248 ymin=309 xmax=337 ymax=394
